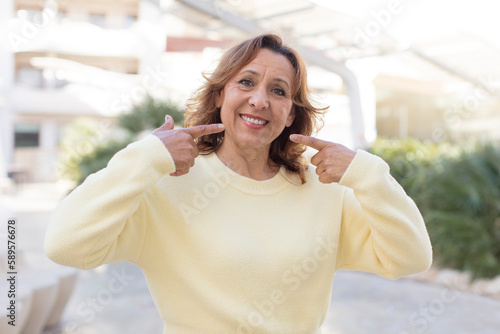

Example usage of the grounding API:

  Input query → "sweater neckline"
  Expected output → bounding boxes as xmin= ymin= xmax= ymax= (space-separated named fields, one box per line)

xmin=202 ymin=152 xmax=301 ymax=195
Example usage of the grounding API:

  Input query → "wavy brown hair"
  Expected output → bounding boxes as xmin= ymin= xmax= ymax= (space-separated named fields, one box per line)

xmin=184 ymin=34 xmax=326 ymax=183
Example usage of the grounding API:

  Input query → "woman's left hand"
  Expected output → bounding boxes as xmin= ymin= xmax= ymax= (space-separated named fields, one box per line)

xmin=290 ymin=134 xmax=356 ymax=184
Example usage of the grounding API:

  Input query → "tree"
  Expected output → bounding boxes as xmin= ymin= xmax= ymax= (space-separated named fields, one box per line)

xmin=118 ymin=95 xmax=184 ymax=135
xmin=371 ymin=138 xmax=500 ymax=279
xmin=58 ymin=95 xmax=184 ymax=187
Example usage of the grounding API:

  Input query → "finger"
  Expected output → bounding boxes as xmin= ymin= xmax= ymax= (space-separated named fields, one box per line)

xmin=290 ymin=134 xmax=330 ymax=151
xmin=314 ymin=161 xmax=325 ymax=175
xmin=191 ymin=146 xmax=199 ymax=167
xmin=163 ymin=115 xmax=174 ymax=130
xmin=185 ymin=123 xmax=225 ymax=139
xmin=310 ymin=151 xmax=323 ymax=167
xmin=318 ymin=172 xmax=335 ymax=184
xmin=169 ymin=169 xmax=189 ymax=177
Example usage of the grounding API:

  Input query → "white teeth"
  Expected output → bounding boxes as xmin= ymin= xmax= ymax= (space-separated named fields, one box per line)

xmin=241 ymin=115 xmax=267 ymax=125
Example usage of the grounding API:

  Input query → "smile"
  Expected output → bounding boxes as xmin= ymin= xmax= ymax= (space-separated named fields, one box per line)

xmin=240 ymin=114 xmax=268 ymax=126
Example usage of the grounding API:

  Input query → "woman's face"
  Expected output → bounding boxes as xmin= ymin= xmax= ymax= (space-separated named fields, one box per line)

xmin=216 ymin=48 xmax=295 ymax=153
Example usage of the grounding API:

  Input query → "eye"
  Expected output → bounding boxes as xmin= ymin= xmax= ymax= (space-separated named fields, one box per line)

xmin=272 ymin=87 xmax=286 ymax=96
xmin=239 ymin=79 xmax=253 ymax=87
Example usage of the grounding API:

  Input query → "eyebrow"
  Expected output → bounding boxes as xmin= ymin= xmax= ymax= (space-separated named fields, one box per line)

xmin=239 ymin=69 xmax=290 ymax=89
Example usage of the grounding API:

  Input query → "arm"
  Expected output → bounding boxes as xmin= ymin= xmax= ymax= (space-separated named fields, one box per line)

xmin=45 ymin=117 xmax=225 ymax=270
xmin=336 ymin=150 xmax=432 ymax=279
xmin=290 ymin=134 xmax=432 ymax=279
xmin=44 ymin=135 xmax=176 ymax=269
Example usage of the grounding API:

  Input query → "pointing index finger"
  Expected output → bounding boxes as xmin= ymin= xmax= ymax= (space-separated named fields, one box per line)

xmin=290 ymin=134 xmax=329 ymax=151
xmin=185 ymin=123 xmax=225 ymax=139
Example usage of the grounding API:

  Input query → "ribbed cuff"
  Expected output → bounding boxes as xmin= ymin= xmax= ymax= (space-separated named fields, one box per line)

xmin=338 ymin=149 xmax=390 ymax=189
xmin=139 ymin=134 xmax=177 ymax=175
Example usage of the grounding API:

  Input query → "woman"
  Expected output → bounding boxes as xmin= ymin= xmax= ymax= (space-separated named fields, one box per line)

xmin=45 ymin=34 xmax=432 ymax=333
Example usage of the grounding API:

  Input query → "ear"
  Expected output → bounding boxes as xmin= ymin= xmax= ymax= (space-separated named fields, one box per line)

xmin=214 ymin=90 xmax=223 ymax=108
xmin=285 ymin=106 xmax=295 ymax=127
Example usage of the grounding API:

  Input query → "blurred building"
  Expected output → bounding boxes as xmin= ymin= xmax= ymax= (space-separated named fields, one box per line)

xmin=2 ymin=0 xmax=500 ymax=184
xmin=0 ymin=0 xmax=167 ymax=182
xmin=0 ymin=0 xmax=360 ymax=184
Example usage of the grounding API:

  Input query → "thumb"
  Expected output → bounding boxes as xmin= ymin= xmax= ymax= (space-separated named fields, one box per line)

xmin=163 ymin=115 xmax=174 ymax=130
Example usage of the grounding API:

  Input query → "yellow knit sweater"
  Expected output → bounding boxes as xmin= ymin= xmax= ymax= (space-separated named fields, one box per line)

xmin=44 ymin=135 xmax=432 ymax=334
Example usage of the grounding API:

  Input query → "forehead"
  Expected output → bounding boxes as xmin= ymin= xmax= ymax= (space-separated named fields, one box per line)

xmin=239 ymin=48 xmax=294 ymax=80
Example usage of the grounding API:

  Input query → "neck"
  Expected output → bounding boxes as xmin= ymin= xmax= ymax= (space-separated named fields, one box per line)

xmin=216 ymin=140 xmax=278 ymax=181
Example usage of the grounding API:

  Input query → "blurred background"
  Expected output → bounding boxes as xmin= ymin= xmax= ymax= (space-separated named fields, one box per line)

xmin=1 ymin=0 xmax=499 ymax=333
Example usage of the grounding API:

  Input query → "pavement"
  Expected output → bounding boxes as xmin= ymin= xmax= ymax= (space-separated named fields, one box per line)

xmin=2 ymin=182 xmax=500 ymax=334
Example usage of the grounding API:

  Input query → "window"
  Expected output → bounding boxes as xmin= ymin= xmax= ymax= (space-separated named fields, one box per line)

xmin=16 ymin=67 xmax=43 ymax=88
xmin=17 ymin=9 xmax=42 ymax=23
xmin=14 ymin=123 xmax=40 ymax=148
xmin=89 ymin=13 xmax=106 ymax=27
xmin=124 ymin=15 xmax=135 ymax=28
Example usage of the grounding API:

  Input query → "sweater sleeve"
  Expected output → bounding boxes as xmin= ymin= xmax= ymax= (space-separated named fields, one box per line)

xmin=44 ymin=135 xmax=176 ymax=270
xmin=336 ymin=150 xmax=432 ymax=279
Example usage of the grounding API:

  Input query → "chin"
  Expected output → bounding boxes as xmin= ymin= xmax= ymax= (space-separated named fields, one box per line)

xmin=237 ymin=137 xmax=270 ymax=150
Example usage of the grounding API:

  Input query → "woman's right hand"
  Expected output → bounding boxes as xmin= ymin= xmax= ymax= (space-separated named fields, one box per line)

xmin=153 ymin=115 xmax=225 ymax=176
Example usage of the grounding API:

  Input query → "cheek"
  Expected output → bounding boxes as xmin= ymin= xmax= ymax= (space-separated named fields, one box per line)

xmin=219 ymin=106 xmax=237 ymax=127
xmin=219 ymin=109 xmax=230 ymax=124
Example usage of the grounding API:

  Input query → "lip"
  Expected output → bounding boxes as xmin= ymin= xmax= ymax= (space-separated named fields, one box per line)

xmin=240 ymin=113 xmax=268 ymax=121
xmin=239 ymin=114 xmax=269 ymax=130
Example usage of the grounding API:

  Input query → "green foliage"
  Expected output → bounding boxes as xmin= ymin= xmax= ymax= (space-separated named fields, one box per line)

xmin=369 ymin=138 xmax=450 ymax=199
xmin=422 ymin=142 xmax=500 ymax=279
xmin=118 ymin=95 xmax=184 ymax=134
xmin=58 ymin=95 xmax=184 ymax=187
xmin=74 ymin=140 xmax=130 ymax=185
xmin=371 ymin=138 xmax=500 ymax=279
xmin=57 ymin=118 xmax=126 ymax=183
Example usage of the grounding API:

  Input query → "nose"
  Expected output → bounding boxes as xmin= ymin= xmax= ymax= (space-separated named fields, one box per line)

xmin=248 ymin=86 xmax=269 ymax=109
